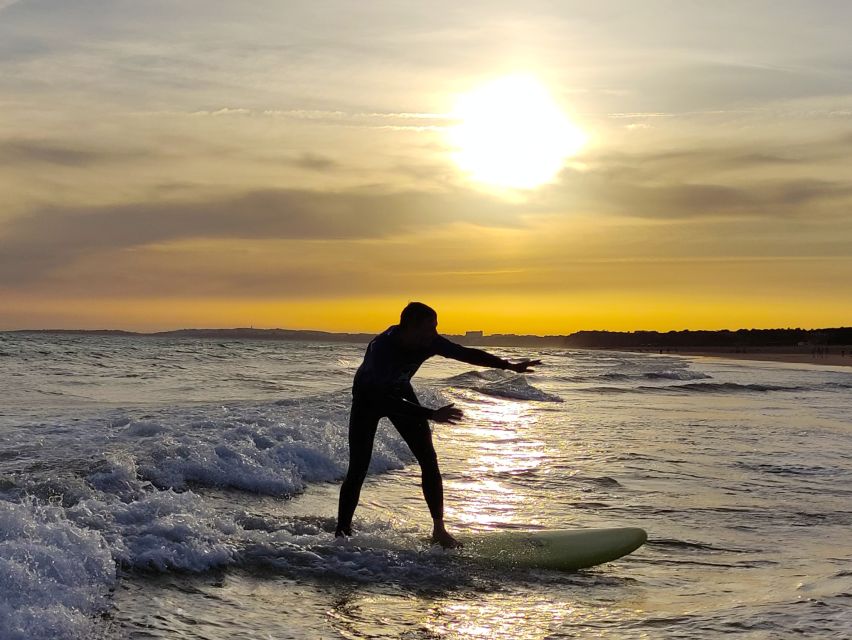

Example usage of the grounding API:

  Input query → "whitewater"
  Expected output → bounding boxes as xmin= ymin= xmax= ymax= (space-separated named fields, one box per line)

xmin=1 ymin=332 xmax=850 ymax=639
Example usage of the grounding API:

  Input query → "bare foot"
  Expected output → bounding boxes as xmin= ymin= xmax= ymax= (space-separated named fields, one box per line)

xmin=431 ymin=529 xmax=463 ymax=549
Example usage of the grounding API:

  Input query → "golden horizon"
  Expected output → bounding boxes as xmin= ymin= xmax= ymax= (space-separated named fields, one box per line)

xmin=3 ymin=293 xmax=849 ymax=336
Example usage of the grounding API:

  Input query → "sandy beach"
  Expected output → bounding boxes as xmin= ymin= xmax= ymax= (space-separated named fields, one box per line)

xmin=657 ymin=346 xmax=852 ymax=368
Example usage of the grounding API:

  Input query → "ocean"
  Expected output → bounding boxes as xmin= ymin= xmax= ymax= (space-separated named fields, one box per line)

xmin=1 ymin=332 xmax=850 ymax=639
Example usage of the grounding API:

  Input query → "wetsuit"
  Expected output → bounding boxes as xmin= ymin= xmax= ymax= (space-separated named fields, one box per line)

xmin=336 ymin=325 xmax=510 ymax=535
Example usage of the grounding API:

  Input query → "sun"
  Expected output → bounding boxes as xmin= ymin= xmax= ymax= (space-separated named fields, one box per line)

xmin=448 ymin=75 xmax=586 ymax=190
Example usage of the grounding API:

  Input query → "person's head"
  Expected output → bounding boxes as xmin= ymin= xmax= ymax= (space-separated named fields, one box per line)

xmin=399 ymin=301 xmax=438 ymax=345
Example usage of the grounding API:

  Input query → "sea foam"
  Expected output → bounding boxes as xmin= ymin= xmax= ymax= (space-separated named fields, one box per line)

xmin=0 ymin=391 xmax=425 ymax=637
xmin=128 ymin=399 xmax=412 ymax=496
xmin=0 ymin=500 xmax=116 ymax=640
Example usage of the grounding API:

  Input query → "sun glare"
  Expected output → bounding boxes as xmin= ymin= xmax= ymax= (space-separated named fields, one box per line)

xmin=449 ymin=75 xmax=586 ymax=190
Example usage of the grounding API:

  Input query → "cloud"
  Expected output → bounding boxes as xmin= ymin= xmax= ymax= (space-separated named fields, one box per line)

xmin=0 ymin=138 xmax=149 ymax=166
xmin=598 ymin=131 xmax=852 ymax=170
xmin=602 ymin=148 xmax=802 ymax=169
xmin=5 ymin=130 xmax=852 ymax=292
xmin=552 ymin=136 xmax=852 ymax=219
xmin=548 ymin=172 xmax=852 ymax=220
xmin=193 ymin=108 xmax=454 ymax=131
xmin=287 ymin=152 xmax=339 ymax=172
xmin=0 ymin=187 xmax=522 ymax=286
xmin=634 ymin=61 xmax=852 ymax=113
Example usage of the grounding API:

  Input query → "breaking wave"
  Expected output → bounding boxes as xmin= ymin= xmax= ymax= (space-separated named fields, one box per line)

xmin=443 ymin=370 xmax=562 ymax=402
xmin=0 ymin=500 xmax=116 ymax=640
xmin=574 ymin=381 xmax=847 ymax=395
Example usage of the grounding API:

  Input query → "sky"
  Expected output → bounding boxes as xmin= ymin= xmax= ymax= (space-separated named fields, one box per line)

xmin=1 ymin=0 xmax=851 ymax=334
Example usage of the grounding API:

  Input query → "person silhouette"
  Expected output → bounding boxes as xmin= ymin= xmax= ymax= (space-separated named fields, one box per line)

xmin=335 ymin=302 xmax=540 ymax=548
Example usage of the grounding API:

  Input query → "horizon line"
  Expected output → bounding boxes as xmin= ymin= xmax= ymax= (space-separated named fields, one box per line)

xmin=4 ymin=325 xmax=851 ymax=337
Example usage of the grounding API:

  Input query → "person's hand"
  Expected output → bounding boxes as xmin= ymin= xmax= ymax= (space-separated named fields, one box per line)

xmin=508 ymin=359 xmax=541 ymax=373
xmin=431 ymin=403 xmax=463 ymax=424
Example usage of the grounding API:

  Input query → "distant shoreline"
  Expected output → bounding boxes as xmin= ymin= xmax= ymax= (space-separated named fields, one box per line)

xmin=673 ymin=348 xmax=852 ymax=368
xmin=5 ymin=328 xmax=852 ymax=367
xmin=1 ymin=327 xmax=579 ymax=347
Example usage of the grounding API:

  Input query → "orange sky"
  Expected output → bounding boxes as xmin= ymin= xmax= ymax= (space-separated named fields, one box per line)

xmin=1 ymin=2 xmax=851 ymax=334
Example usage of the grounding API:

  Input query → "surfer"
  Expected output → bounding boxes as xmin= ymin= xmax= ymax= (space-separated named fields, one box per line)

xmin=335 ymin=302 xmax=541 ymax=548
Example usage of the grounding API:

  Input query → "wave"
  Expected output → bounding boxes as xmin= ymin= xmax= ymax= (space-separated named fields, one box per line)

xmin=576 ymin=381 xmax=822 ymax=395
xmin=563 ymin=474 xmax=623 ymax=488
xmin=557 ymin=372 xmax=631 ymax=383
xmin=824 ymin=382 xmax=852 ymax=390
xmin=664 ymin=382 xmax=806 ymax=393
xmin=737 ymin=462 xmax=842 ymax=477
xmin=238 ymin=521 xmax=472 ymax=585
xmin=443 ymin=370 xmax=562 ymax=402
xmin=648 ymin=538 xmax=748 ymax=553
xmin=574 ymin=386 xmax=634 ymax=394
xmin=471 ymin=379 xmax=563 ymax=402
xmin=0 ymin=391 xmax=439 ymax=638
xmin=0 ymin=488 xmax=476 ymax=640
xmin=124 ymin=401 xmax=412 ymax=497
xmin=643 ymin=370 xmax=712 ymax=381
xmin=557 ymin=368 xmax=711 ymax=383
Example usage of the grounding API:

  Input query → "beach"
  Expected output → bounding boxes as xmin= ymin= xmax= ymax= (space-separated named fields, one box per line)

xmin=668 ymin=346 xmax=852 ymax=368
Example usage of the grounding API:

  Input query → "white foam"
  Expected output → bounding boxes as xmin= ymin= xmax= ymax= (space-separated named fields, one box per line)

xmin=61 ymin=398 xmax=416 ymax=575
xmin=69 ymin=489 xmax=237 ymax=572
xmin=125 ymin=420 xmax=168 ymax=437
xmin=86 ymin=453 xmax=146 ymax=501
xmin=0 ymin=500 xmax=116 ymax=640
xmin=238 ymin=518 xmax=464 ymax=584
xmin=0 ymin=392 xmax=447 ymax=636
xmin=123 ymin=400 xmax=413 ymax=496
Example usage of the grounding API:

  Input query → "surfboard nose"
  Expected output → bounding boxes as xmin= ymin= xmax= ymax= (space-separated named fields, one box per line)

xmin=466 ymin=526 xmax=649 ymax=571
xmin=623 ymin=527 xmax=648 ymax=544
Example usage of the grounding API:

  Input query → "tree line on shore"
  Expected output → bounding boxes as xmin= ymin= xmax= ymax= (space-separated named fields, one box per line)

xmin=11 ymin=326 xmax=851 ymax=349
xmin=562 ymin=327 xmax=852 ymax=349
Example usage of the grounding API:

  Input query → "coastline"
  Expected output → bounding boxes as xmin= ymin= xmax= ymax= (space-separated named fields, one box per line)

xmin=7 ymin=329 xmax=852 ymax=369
xmin=656 ymin=347 xmax=852 ymax=368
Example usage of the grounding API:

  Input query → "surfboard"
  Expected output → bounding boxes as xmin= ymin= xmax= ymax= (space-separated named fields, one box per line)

xmin=463 ymin=527 xmax=647 ymax=571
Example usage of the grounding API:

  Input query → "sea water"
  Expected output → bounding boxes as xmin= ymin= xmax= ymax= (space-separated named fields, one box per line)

xmin=0 ymin=332 xmax=850 ymax=639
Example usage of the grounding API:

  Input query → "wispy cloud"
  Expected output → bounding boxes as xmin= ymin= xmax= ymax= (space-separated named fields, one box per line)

xmin=189 ymin=108 xmax=456 ymax=131
xmin=0 ymin=138 xmax=150 ymax=166
xmin=0 ymin=187 xmax=522 ymax=285
xmin=548 ymin=172 xmax=852 ymax=220
xmin=287 ymin=152 xmax=340 ymax=172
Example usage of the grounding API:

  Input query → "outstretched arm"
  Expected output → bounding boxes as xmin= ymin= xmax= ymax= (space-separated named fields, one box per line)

xmin=434 ymin=336 xmax=541 ymax=373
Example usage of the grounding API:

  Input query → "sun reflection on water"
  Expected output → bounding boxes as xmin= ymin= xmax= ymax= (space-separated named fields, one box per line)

xmin=444 ymin=396 xmax=548 ymax=530
xmin=430 ymin=598 xmax=570 ymax=639
xmin=326 ymin=586 xmax=648 ymax=640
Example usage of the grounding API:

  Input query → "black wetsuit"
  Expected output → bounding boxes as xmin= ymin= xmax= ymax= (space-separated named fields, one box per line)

xmin=336 ymin=325 xmax=510 ymax=535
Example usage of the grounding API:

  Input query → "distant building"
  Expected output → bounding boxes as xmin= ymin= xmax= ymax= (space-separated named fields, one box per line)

xmin=465 ymin=330 xmax=484 ymax=339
